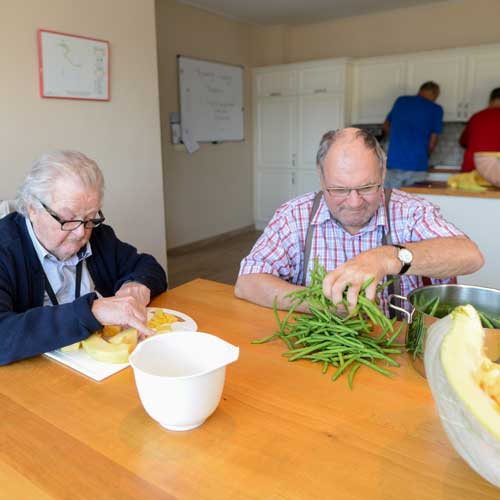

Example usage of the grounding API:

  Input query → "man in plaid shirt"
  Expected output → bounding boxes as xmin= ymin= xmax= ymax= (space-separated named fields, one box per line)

xmin=236 ymin=128 xmax=483 ymax=314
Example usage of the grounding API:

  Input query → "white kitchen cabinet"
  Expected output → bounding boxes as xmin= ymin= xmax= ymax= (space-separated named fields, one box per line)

xmin=351 ymin=57 xmax=407 ymax=124
xmin=351 ymin=44 xmax=500 ymax=124
xmin=464 ymin=46 xmax=500 ymax=118
xmin=254 ymin=69 xmax=297 ymax=97
xmin=255 ymin=170 xmax=295 ymax=224
xmin=298 ymin=63 xmax=346 ymax=94
xmin=296 ymin=170 xmax=321 ymax=196
xmin=253 ymin=61 xmax=349 ymax=229
xmin=297 ymin=93 xmax=344 ymax=169
xmin=405 ymin=51 xmax=466 ymax=122
xmin=255 ymin=97 xmax=296 ymax=169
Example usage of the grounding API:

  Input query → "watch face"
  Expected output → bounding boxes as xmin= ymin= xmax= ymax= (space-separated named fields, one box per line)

xmin=399 ymin=248 xmax=413 ymax=264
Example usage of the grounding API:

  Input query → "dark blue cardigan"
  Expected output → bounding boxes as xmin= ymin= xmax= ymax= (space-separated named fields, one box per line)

xmin=0 ymin=212 xmax=167 ymax=365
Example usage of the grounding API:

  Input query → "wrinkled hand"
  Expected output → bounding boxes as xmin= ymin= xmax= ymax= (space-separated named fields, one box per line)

xmin=322 ymin=248 xmax=390 ymax=312
xmin=115 ymin=282 xmax=151 ymax=307
xmin=91 ymin=295 xmax=154 ymax=338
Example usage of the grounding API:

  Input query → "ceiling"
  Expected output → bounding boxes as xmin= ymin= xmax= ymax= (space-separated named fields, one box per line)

xmin=177 ymin=0 xmax=449 ymax=25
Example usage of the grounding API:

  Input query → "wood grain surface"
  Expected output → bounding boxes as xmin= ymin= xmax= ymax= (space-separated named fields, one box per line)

xmin=1 ymin=279 xmax=498 ymax=499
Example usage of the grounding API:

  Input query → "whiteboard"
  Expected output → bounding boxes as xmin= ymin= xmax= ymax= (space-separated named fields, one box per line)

xmin=178 ymin=56 xmax=244 ymax=143
xmin=38 ymin=29 xmax=110 ymax=101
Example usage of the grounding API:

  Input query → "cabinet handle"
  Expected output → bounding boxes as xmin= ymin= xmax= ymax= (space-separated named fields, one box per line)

xmin=457 ymin=102 xmax=463 ymax=119
xmin=292 ymin=153 xmax=296 ymax=167
xmin=314 ymin=88 xmax=327 ymax=94
xmin=269 ymin=92 xmax=282 ymax=97
xmin=464 ymin=102 xmax=469 ymax=120
xmin=291 ymin=172 xmax=295 ymax=185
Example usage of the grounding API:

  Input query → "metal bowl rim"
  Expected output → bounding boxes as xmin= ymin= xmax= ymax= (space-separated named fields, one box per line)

xmin=407 ymin=283 xmax=500 ymax=301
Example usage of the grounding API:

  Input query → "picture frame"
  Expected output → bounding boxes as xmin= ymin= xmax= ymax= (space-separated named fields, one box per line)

xmin=37 ymin=29 xmax=110 ymax=101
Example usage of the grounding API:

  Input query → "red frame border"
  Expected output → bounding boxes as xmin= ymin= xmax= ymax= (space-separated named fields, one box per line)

xmin=37 ymin=29 xmax=110 ymax=101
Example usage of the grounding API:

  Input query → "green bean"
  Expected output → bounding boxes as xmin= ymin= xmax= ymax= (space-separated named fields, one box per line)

xmin=253 ymin=260 xmax=402 ymax=387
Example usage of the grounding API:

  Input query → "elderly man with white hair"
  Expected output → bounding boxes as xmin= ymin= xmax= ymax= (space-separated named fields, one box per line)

xmin=0 ymin=150 xmax=167 ymax=365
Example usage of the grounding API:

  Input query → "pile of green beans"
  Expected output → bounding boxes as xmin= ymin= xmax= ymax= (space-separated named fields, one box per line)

xmin=252 ymin=262 xmax=404 ymax=388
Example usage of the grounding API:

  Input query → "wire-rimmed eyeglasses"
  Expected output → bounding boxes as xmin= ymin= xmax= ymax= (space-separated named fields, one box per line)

xmin=37 ymin=199 xmax=105 ymax=231
xmin=323 ymin=183 xmax=382 ymax=199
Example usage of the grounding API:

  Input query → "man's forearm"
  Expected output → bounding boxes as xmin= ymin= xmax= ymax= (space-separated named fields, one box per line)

xmin=428 ymin=133 xmax=439 ymax=155
xmin=234 ymin=273 xmax=309 ymax=312
xmin=384 ymin=236 xmax=483 ymax=278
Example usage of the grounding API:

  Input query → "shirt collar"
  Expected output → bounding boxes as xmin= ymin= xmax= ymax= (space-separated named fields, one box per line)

xmin=311 ymin=192 xmax=389 ymax=236
xmin=25 ymin=216 xmax=92 ymax=265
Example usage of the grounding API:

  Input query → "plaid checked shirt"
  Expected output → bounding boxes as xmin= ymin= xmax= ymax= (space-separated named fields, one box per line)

xmin=239 ymin=189 xmax=465 ymax=314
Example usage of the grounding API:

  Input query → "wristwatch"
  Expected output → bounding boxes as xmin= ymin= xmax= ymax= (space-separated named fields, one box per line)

xmin=393 ymin=244 xmax=413 ymax=275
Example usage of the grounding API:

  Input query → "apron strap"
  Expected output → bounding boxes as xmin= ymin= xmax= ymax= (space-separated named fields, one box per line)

xmin=302 ymin=191 xmax=324 ymax=286
xmin=44 ymin=260 xmax=83 ymax=306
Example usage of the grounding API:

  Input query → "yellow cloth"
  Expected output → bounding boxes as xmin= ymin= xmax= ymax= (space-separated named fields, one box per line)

xmin=447 ymin=170 xmax=494 ymax=191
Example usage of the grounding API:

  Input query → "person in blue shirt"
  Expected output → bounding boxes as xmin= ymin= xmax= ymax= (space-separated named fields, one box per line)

xmin=383 ymin=81 xmax=443 ymax=189
xmin=0 ymin=150 xmax=167 ymax=365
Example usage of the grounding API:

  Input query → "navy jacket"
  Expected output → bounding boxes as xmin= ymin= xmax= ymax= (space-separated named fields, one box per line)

xmin=0 ymin=212 xmax=167 ymax=365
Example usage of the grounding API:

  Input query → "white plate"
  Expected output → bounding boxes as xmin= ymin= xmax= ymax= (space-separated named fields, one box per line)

xmin=44 ymin=308 xmax=198 ymax=381
xmin=147 ymin=307 xmax=197 ymax=332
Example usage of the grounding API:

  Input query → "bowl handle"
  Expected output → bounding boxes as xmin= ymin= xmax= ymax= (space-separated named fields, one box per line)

xmin=388 ymin=294 xmax=415 ymax=324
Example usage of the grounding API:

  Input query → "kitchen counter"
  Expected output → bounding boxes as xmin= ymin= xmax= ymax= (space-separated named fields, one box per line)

xmin=1 ymin=279 xmax=498 ymax=499
xmin=401 ymin=184 xmax=500 ymax=289
xmin=402 ymin=180 xmax=500 ymax=199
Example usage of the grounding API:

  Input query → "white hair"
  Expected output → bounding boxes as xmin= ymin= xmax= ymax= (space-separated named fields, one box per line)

xmin=15 ymin=150 xmax=105 ymax=216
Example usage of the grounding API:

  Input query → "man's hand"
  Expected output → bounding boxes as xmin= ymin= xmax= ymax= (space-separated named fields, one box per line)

xmin=115 ymin=281 xmax=151 ymax=307
xmin=91 ymin=295 xmax=154 ymax=338
xmin=322 ymin=247 xmax=392 ymax=311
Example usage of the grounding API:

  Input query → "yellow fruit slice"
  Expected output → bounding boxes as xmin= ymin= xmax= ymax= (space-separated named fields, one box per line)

xmin=82 ymin=333 xmax=131 ymax=364
xmin=107 ymin=328 xmax=138 ymax=348
xmin=61 ymin=341 xmax=81 ymax=352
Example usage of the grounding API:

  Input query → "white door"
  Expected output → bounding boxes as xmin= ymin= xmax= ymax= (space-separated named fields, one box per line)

xmin=255 ymin=170 xmax=294 ymax=228
xmin=465 ymin=48 xmax=500 ymax=118
xmin=406 ymin=52 xmax=466 ymax=121
xmin=297 ymin=93 xmax=344 ymax=170
xmin=255 ymin=97 xmax=297 ymax=169
xmin=296 ymin=170 xmax=321 ymax=197
xmin=351 ymin=58 xmax=406 ymax=124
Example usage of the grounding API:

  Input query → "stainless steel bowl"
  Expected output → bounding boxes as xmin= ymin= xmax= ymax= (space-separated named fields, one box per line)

xmin=389 ymin=284 xmax=500 ymax=377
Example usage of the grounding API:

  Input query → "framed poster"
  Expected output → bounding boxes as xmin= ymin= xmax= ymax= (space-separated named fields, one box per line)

xmin=37 ymin=29 xmax=110 ymax=101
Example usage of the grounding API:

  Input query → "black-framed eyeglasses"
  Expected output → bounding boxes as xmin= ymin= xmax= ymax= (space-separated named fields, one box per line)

xmin=323 ymin=183 xmax=382 ymax=199
xmin=38 ymin=199 xmax=105 ymax=231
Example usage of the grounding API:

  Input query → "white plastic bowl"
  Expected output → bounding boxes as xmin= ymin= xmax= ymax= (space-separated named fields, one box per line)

xmin=129 ymin=331 xmax=239 ymax=431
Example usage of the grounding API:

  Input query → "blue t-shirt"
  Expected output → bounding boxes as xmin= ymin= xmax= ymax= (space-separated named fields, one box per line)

xmin=386 ymin=95 xmax=443 ymax=171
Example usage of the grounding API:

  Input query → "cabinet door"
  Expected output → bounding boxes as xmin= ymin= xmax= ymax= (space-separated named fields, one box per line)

xmin=254 ymin=69 xmax=297 ymax=97
xmin=351 ymin=59 xmax=406 ymax=124
xmin=255 ymin=97 xmax=296 ymax=169
xmin=297 ymin=93 xmax=344 ymax=170
xmin=298 ymin=64 xmax=345 ymax=94
xmin=406 ymin=53 xmax=466 ymax=121
xmin=465 ymin=49 xmax=500 ymax=118
xmin=295 ymin=171 xmax=321 ymax=197
xmin=255 ymin=170 xmax=294 ymax=228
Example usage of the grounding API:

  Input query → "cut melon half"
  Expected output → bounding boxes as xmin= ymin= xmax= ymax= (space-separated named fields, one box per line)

xmin=82 ymin=333 xmax=131 ymax=364
xmin=425 ymin=304 xmax=500 ymax=487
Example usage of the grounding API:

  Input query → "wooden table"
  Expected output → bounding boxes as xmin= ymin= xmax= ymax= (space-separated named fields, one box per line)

xmin=1 ymin=279 xmax=498 ymax=499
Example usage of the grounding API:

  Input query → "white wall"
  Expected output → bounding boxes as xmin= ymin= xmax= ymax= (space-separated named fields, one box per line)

xmin=0 ymin=0 xmax=167 ymax=267
xmin=156 ymin=0 xmax=254 ymax=249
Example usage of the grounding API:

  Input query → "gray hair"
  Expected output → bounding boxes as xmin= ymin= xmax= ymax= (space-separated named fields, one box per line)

xmin=316 ymin=128 xmax=386 ymax=173
xmin=16 ymin=150 xmax=105 ymax=216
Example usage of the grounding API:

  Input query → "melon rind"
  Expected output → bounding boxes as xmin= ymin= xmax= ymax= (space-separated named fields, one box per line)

xmin=424 ymin=304 xmax=500 ymax=487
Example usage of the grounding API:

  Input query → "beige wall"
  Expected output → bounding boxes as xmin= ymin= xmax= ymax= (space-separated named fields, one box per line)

xmin=156 ymin=0 xmax=254 ymax=249
xmin=1 ymin=0 xmax=166 ymax=267
xmin=285 ymin=0 xmax=500 ymax=63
